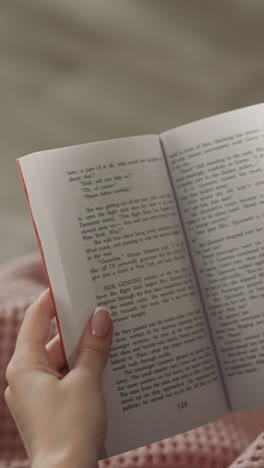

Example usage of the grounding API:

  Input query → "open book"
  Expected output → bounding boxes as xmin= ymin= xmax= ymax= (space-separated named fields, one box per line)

xmin=18 ymin=103 xmax=264 ymax=457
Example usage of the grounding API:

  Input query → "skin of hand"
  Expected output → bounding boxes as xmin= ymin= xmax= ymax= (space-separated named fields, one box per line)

xmin=4 ymin=289 xmax=113 ymax=468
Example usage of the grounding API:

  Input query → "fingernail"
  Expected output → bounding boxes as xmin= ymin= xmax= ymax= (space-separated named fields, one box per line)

xmin=91 ymin=307 xmax=112 ymax=338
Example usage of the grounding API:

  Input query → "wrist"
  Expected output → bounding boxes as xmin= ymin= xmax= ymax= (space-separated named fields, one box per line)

xmin=32 ymin=461 xmax=98 ymax=468
xmin=31 ymin=450 xmax=99 ymax=468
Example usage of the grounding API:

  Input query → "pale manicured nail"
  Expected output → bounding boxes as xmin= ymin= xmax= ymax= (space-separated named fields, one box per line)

xmin=91 ymin=307 xmax=112 ymax=338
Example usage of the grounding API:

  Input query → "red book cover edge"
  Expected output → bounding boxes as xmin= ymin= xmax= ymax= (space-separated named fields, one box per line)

xmin=17 ymin=160 xmax=69 ymax=371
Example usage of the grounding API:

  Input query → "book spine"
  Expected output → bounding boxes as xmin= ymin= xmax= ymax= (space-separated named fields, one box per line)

xmin=158 ymin=137 xmax=231 ymax=410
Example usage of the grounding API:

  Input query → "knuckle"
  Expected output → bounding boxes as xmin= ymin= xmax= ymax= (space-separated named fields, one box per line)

xmin=23 ymin=303 xmax=33 ymax=318
xmin=5 ymin=360 xmax=19 ymax=386
xmin=4 ymin=386 xmax=11 ymax=406
xmin=79 ymin=342 xmax=106 ymax=364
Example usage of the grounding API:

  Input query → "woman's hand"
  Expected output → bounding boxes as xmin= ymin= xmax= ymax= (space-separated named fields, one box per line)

xmin=4 ymin=289 xmax=113 ymax=468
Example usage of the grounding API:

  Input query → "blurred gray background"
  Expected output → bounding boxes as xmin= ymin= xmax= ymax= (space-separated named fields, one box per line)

xmin=0 ymin=0 xmax=264 ymax=264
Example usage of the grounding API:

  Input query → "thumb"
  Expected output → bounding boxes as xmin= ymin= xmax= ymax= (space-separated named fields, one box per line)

xmin=74 ymin=307 xmax=113 ymax=382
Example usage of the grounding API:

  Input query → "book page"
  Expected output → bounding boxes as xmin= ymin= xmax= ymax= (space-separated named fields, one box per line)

xmin=161 ymin=103 xmax=264 ymax=411
xmin=19 ymin=135 xmax=227 ymax=456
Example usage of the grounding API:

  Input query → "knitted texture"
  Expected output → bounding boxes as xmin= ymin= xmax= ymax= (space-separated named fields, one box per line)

xmin=0 ymin=253 xmax=264 ymax=468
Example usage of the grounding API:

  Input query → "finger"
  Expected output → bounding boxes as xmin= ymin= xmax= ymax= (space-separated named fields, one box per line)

xmin=46 ymin=334 xmax=66 ymax=371
xmin=74 ymin=308 xmax=113 ymax=384
xmin=16 ymin=289 xmax=54 ymax=350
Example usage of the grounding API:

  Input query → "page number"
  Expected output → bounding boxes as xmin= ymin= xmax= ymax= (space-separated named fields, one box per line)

xmin=178 ymin=401 xmax=188 ymax=409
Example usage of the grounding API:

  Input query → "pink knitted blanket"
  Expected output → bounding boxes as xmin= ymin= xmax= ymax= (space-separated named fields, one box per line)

xmin=0 ymin=253 xmax=264 ymax=468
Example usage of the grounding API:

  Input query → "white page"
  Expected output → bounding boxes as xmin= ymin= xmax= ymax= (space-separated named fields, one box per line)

xmin=18 ymin=155 xmax=94 ymax=367
xmin=161 ymin=103 xmax=264 ymax=411
xmin=19 ymin=135 xmax=227 ymax=456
